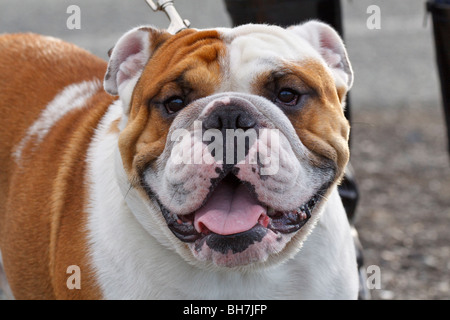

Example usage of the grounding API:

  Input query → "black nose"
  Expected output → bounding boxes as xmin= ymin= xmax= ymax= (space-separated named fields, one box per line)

xmin=203 ymin=106 xmax=256 ymax=131
xmin=202 ymin=105 xmax=257 ymax=167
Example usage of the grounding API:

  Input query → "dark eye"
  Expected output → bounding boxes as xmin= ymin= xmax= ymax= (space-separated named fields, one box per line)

xmin=164 ymin=96 xmax=186 ymax=114
xmin=276 ymin=89 xmax=299 ymax=106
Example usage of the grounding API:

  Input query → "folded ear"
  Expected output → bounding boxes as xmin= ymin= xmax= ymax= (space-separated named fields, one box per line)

xmin=289 ymin=20 xmax=353 ymax=91
xmin=104 ymin=26 xmax=170 ymax=108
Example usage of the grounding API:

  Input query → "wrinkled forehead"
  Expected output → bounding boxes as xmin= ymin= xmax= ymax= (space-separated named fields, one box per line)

xmin=140 ymin=25 xmax=327 ymax=97
xmin=217 ymin=24 xmax=322 ymax=79
xmin=219 ymin=24 xmax=320 ymax=62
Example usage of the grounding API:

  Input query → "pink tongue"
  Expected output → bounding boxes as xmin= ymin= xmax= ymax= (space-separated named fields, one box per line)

xmin=194 ymin=180 xmax=267 ymax=235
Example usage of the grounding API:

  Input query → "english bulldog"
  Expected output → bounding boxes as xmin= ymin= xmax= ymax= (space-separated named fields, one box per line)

xmin=0 ymin=21 xmax=358 ymax=299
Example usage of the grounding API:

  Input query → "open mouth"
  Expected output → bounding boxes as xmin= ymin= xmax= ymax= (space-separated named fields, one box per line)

xmin=157 ymin=173 xmax=322 ymax=249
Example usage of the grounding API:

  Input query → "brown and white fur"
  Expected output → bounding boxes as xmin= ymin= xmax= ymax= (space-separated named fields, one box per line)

xmin=0 ymin=21 xmax=358 ymax=299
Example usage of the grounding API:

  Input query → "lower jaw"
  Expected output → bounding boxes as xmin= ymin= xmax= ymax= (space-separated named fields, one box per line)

xmin=194 ymin=224 xmax=269 ymax=255
xmin=189 ymin=225 xmax=296 ymax=268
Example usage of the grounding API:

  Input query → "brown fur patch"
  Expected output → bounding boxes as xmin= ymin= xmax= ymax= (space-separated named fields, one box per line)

xmin=108 ymin=118 xmax=121 ymax=134
xmin=0 ymin=33 xmax=113 ymax=299
xmin=252 ymin=59 xmax=350 ymax=180
xmin=119 ymin=29 xmax=225 ymax=184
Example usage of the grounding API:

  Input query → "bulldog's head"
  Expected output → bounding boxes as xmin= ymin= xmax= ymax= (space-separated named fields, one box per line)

xmin=104 ymin=21 xmax=352 ymax=269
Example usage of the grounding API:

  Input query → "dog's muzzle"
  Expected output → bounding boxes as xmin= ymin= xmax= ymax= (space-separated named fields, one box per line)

xmin=142 ymin=93 xmax=336 ymax=267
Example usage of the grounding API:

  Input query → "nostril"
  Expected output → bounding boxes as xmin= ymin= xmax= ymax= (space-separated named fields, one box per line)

xmin=203 ymin=106 xmax=256 ymax=131
xmin=203 ymin=113 xmax=220 ymax=130
xmin=237 ymin=114 xmax=256 ymax=131
xmin=218 ymin=116 xmax=224 ymax=131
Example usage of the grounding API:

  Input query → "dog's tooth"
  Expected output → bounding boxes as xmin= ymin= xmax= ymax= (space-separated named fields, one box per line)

xmin=286 ymin=212 xmax=298 ymax=223
xmin=313 ymin=195 xmax=319 ymax=205
xmin=304 ymin=206 xmax=311 ymax=218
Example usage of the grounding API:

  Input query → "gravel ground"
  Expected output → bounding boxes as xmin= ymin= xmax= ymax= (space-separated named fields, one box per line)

xmin=352 ymin=104 xmax=450 ymax=300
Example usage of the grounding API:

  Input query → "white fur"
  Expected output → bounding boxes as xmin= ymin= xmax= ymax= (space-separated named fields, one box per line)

xmin=216 ymin=23 xmax=352 ymax=94
xmin=218 ymin=25 xmax=321 ymax=93
xmin=13 ymin=79 xmax=102 ymax=161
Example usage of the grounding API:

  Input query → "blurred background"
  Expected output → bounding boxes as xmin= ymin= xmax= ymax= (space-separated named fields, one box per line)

xmin=0 ymin=0 xmax=449 ymax=299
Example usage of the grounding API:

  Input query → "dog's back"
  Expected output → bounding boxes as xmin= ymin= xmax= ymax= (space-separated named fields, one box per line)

xmin=0 ymin=33 xmax=110 ymax=299
xmin=0 ymin=33 xmax=107 ymax=214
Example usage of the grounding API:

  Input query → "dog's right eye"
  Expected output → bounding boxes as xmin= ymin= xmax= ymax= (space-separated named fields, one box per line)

xmin=276 ymin=88 xmax=300 ymax=106
xmin=164 ymin=96 xmax=186 ymax=114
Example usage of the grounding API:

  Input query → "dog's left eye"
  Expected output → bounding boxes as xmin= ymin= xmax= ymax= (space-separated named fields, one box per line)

xmin=276 ymin=89 xmax=300 ymax=106
xmin=164 ymin=96 xmax=186 ymax=114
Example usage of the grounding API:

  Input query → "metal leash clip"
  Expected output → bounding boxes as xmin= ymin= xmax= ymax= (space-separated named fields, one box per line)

xmin=145 ymin=0 xmax=191 ymax=34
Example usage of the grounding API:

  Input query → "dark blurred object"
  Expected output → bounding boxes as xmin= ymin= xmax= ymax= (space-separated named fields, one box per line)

xmin=224 ymin=0 xmax=343 ymax=32
xmin=340 ymin=165 xmax=360 ymax=224
xmin=427 ymin=0 xmax=450 ymax=154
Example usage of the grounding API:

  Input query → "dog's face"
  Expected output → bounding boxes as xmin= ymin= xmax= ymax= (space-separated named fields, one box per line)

xmin=104 ymin=22 xmax=352 ymax=269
